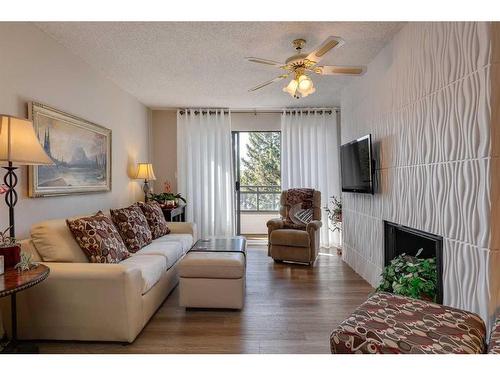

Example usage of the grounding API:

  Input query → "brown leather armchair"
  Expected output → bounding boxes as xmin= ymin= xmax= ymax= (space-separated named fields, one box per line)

xmin=267 ymin=189 xmax=322 ymax=265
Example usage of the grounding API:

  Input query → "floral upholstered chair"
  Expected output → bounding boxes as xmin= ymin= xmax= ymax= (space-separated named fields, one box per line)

xmin=266 ymin=188 xmax=322 ymax=265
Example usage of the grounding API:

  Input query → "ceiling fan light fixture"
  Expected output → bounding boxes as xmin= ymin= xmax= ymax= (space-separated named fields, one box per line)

xmin=248 ymin=35 xmax=362 ymax=97
xmin=283 ymin=79 xmax=298 ymax=97
xmin=301 ymin=85 xmax=316 ymax=97
xmin=298 ymin=74 xmax=313 ymax=92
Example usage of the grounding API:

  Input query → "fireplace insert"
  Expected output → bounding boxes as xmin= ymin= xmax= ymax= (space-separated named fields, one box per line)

xmin=384 ymin=221 xmax=443 ymax=303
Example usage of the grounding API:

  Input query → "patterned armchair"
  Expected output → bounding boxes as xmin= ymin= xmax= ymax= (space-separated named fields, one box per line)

xmin=266 ymin=189 xmax=322 ymax=265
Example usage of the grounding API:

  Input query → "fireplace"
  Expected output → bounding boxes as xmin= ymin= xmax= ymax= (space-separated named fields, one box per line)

xmin=384 ymin=221 xmax=444 ymax=303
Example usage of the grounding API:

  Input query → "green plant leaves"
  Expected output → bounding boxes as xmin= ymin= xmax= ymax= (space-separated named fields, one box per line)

xmin=376 ymin=253 xmax=438 ymax=302
xmin=324 ymin=195 xmax=342 ymax=233
xmin=149 ymin=192 xmax=186 ymax=203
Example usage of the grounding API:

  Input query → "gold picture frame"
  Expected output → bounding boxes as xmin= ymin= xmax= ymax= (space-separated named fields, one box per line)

xmin=28 ymin=102 xmax=112 ymax=197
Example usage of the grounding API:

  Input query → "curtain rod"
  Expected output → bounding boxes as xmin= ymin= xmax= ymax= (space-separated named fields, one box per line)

xmin=280 ymin=109 xmax=337 ymax=115
xmin=178 ymin=108 xmax=339 ymax=115
xmin=178 ymin=109 xmax=230 ymax=115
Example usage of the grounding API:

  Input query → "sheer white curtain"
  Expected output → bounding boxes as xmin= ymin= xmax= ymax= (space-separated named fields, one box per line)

xmin=177 ymin=109 xmax=234 ymax=238
xmin=281 ymin=109 xmax=341 ymax=248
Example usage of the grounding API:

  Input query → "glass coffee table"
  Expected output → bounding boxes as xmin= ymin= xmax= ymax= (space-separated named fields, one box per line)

xmin=189 ymin=237 xmax=247 ymax=257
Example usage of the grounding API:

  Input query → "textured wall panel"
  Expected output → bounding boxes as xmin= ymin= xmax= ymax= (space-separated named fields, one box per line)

xmin=340 ymin=22 xmax=496 ymax=327
xmin=443 ymin=240 xmax=491 ymax=321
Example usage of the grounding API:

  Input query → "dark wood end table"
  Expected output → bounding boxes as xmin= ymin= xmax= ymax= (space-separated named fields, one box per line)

xmin=0 ymin=264 xmax=50 ymax=354
xmin=162 ymin=204 xmax=186 ymax=222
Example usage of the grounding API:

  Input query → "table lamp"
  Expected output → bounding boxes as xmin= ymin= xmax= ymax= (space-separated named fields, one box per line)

xmin=135 ymin=163 xmax=156 ymax=201
xmin=0 ymin=115 xmax=54 ymax=238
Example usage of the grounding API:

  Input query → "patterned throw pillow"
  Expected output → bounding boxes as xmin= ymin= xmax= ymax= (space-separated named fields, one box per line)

xmin=66 ymin=212 xmax=130 ymax=263
xmin=138 ymin=201 xmax=171 ymax=239
xmin=110 ymin=203 xmax=153 ymax=252
xmin=284 ymin=188 xmax=315 ymax=229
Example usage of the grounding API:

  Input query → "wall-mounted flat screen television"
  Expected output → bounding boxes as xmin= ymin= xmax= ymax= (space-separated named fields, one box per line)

xmin=340 ymin=134 xmax=374 ymax=194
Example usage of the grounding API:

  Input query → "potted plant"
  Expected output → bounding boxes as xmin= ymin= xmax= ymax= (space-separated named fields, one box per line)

xmin=0 ymin=226 xmax=21 ymax=268
xmin=323 ymin=195 xmax=342 ymax=254
xmin=324 ymin=195 xmax=342 ymax=231
xmin=377 ymin=249 xmax=438 ymax=302
xmin=149 ymin=192 xmax=186 ymax=208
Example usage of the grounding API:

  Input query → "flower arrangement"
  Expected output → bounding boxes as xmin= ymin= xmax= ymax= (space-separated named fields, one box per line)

xmin=147 ymin=180 xmax=186 ymax=206
xmin=149 ymin=192 xmax=186 ymax=207
xmin=377 ymin=249 xmax=438 ymax=302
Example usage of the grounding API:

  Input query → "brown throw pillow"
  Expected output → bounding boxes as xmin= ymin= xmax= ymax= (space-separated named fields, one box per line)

xmin=110 ymin=203 xmax=152 ymax=252
xmin=66 ymin=211 xmax=130 ymax=263
xmin=138 ymin=201 xmax=171 ymax=239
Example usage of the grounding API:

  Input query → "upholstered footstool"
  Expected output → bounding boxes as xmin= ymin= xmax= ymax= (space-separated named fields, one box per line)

xmin=488 ymin=316 xmax=500 ymax=354
xmin=179 ymin=238 xmax=246 ymax=309
xmin=330 ymin=292 xmax=487 ymax=354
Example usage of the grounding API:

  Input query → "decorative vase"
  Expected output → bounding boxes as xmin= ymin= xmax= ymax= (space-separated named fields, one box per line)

xmin=0 ymin=244 xmax=21 ymax=268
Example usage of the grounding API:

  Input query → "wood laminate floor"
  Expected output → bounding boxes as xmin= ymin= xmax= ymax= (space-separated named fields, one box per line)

xmin=37 ymin=245 xmax=373 ymax=354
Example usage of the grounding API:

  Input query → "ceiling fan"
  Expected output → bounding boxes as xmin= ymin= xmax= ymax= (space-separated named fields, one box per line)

xmin=246 ymin=36 xmax=366 ymax=98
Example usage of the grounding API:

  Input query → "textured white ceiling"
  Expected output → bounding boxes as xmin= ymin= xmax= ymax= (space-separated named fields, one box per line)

xmin=36 ymin=22 xmax=404 ymax=108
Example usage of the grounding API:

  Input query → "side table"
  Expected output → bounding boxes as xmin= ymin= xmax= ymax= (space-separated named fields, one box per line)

xmin=162 ymin=204 xmax=186 ymax=222
xmin=0 ymin=264 xmax=50 ymax=354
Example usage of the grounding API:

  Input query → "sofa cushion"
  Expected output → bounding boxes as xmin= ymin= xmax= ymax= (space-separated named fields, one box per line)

xmin=120 ymin=254 xmax=166 ymax=294
xmin=488 ymin=315 xmax=500 ymax=354
xmin=66 ymin=212 xmax=130 ymax=264
xmin=153 ymin=234 xmax=193 ymax=253
xmin=330 ymin=292 xmax=487 ymax=354
xmin=179 ymin=252 xmax=245 ymax=279
xmin=31 ymin=218 xmax=89 ymax=263
xmin=136 ymin=240 xmax=184 ymax=269
xmin=270 ymin=229 xmax=310 ymax=248
xmin=138 ymin=201 xmax=170 ymax=239
xmin=110 ymin=203 xmax=152 ymax=252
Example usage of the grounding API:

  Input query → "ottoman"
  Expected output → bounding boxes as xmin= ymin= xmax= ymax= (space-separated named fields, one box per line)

xmin=330 ymin=292 xmax=487 ymax=354
xmin=179 ymin=238 xmax=246 ymax=309
xmin=488 ymin=316 xmax=500 ymax=354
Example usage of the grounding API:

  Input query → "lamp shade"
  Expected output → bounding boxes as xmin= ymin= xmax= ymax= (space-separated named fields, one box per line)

xmin=0 ymin=115 xmax=54 ymax=165
xmin=135 ymin=163 xmax=156 ymax=180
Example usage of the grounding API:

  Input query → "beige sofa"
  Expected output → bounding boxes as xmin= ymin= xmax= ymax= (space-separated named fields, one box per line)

xmin=0 ymin=213 xmax=197 ymax=343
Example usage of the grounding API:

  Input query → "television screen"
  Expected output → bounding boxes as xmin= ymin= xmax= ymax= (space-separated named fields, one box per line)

xmin=340 ymin=134 xmax=373 ymax=194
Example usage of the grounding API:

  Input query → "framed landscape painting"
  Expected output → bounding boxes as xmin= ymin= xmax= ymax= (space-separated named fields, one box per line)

xmin=28 ymin=102 xmax=112 ymax=197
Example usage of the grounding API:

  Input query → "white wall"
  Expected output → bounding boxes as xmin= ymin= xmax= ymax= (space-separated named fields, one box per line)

xmin=151 ymin=110 xmax=177 ymax=192
xmin=340 ymin=22 xmax=499 ymax=326
xmin=0 ymin=23 xmax=150 ymax=238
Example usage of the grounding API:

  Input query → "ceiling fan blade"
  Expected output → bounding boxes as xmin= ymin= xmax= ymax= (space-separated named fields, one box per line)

xmin=316 ymin=65 xmax=366 ymax=76
xmin=248 ymin=74 xmax=289 ymax=92
xmin=246 ymin=57 xmax=284 ymax=67
xmin=306 ymin=36 xmax=345 ymax=64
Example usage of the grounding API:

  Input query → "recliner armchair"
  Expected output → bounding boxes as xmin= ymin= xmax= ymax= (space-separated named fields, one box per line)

xmin=267 ymin=189 xmax=322 ymax=265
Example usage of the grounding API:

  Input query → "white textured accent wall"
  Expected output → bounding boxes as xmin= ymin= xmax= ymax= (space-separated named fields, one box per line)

xmin=340 ymin=22 xmax=499 ymax=326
